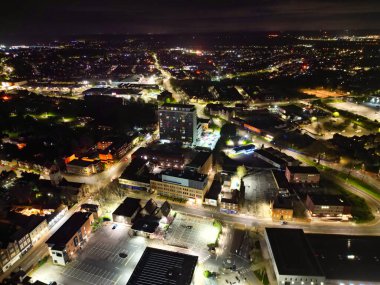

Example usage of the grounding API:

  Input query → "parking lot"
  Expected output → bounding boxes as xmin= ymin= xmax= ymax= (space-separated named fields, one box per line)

xmin=194 ymin=130 xmax=220 ymax=150
xmin=31 ymin=223 xmax=148 ymax=285
xmin=243 ymin=171 xmax=275 ymax=217
xmin=166 ymin=214 xmax=219 ymax=254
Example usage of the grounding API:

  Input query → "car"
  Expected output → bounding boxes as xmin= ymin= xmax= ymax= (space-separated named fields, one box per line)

xmin=280 ymin=221 xmax=288 ymax=225
xmin=186 ymin=225 xmax=193 ymax=229
xmin=112 ymin=224 xmax=117 ymax=230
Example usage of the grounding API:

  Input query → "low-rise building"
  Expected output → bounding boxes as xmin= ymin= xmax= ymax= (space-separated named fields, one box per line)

xmin=285 ymin=166 xmax=320 ymax=184
xmin=66 ymin=159 xmax=103 ymax=176
xmin=254 ymin=148 xmax=300 ymax=169
xmin=150 ymin=169 xmax=208 ymax=204
xmin=265 ymin=228 xmax=326 ymax=285
xmin=0 ymin=223 xmax=32 ymax=273
xmin=127 ymin=247 xmax=198 ymax=285
xmin=266 ymin=228 xmax=380 ymax=285
xmin=220 ymin=189 xmax=239 ymax=214
xmin=305 ymin=194 xmax=351 ymax=217
xmin=46 ymin=212 xmax=93 ymax=266
xmin=80 ymin=204 xmax=101 ymax=219
xmin=185 ymin=151 xmax=213 ymax=175
xmin=118 ymin=158 xmax=151 ymax=192
xmin=204 ymin=180 xmax=221 ymax=207
xmin=271 ymin=196 xmax=294 ymax=221
xmin=112 ymin=197 xmax=142 ymax=224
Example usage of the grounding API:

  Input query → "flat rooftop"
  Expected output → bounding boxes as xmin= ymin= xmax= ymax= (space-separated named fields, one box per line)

xmin=159 ymin=103 xmax=195 ymax=111
xmin=46 ymin=212 xmax=92 ymax=247
xmin=265 ymin=228 xmax=324 ymax=277
xmin=307 ymin=233 xmax=380 ymax=282
xmin=161 ymin=169 xmax=207 ymax=182
xmin=127 ymin=247 xmax=198 ymax=285
xmin=205 ymin=180 xmax=222 ymax=200
xmin=307 ymin=193 xmax=350 ymax=206
xmin=254 ymin=149 xmax=286 ymax=166
xmin=186 ymin=151 xmax=212 ymax=168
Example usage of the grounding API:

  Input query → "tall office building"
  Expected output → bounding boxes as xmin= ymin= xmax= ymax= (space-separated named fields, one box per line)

xmin=158 ymin=103 xmax=197 ymax=144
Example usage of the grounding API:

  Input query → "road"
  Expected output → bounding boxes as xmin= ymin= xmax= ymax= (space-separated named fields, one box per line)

xmin=152 ymin=53 xmax=187 ymax=103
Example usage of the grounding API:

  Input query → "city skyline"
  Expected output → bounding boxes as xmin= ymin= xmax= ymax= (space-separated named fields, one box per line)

xmin=1 ymin=0 xmax=380 ymax=43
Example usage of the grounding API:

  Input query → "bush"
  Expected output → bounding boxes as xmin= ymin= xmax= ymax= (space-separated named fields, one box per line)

xmin=203 ymin=270 xmax=211 ymax=278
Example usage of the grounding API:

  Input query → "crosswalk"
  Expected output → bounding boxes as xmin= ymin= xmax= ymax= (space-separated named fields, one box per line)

xmin=199 ymin=254 xmax=211 ymax=264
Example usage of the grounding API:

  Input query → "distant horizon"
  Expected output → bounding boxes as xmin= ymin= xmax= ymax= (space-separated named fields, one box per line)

xmin=1 ymin=29 xmax=380 ymax=45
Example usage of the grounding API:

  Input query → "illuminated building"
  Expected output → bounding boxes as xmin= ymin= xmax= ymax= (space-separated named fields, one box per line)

xmin=285 ymin=166 xmax=320 ymax=184
xmin=150 ymin=169 xmax=208 ymax=204
xmin=271 ymin=196 xmax=294 ymax=221
xmin=305 ymin=194 xmax=351 ymax=218
xmin=46 ymin=212 xmax=93 ymax=266
xmin=65 ymin=159 xmax=103 ymax=176
xmin=158 ymin=103 xmax=197 ymax=144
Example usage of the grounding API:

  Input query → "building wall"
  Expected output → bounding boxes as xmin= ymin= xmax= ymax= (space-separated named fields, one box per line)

xmin=151 ymin=180 xmax=205 ymax=202
xmin=50 ymin=213 xmax=93 ymax=266
xmin=66 ymin=161 xmax=103 ymax=176
xmin=253 ymin=152 xmax=282 ymax=169
xmin=158 ymin=108 xmax=197 ymax=143
xmin=305 ymin=197 xmax=351 ymax=217
xmin=29 ymin=219 xmax=49 ymax=244
xmin=285 ymin=168 xmax=320 ymax=184
xmin=272 ymin=208 xmax=293 ymax=221
xmin=0 ymin=242 xmax=21 ymax=273
xmin=119 ymin=178 xmax=150 ymax=192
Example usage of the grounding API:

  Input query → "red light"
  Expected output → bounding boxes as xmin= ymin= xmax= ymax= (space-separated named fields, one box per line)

xmin=2 ymin=95 xmax=10 ymax=101
xmin=195 ymin=70 xmax=201 ymax=75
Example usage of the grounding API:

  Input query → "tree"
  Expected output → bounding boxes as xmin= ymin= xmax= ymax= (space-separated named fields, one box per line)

xmin=220 ymin=123 xmax=236 ymax=138
xmin=236 ymin=165 xmax=247 ymax=179
xmin=203 ymin=270 xmax=211 ymax=278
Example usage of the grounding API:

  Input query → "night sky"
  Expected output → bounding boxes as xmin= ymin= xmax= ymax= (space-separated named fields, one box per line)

xmin=1 ymin=0 xmax=380 ymax=42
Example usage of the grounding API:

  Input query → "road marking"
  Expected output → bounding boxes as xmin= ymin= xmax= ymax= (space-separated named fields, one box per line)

xmin=125 ymin=252 xmax=135 ymax=266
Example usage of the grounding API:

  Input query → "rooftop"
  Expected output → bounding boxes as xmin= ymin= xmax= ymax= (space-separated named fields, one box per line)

xmin=287 ymin=166 xmax=320 ymax=174
xmin=307 ymin=194 xmax=350 ymax=206
xmin=265 ymin=228 xmax=324 ymax=277
xmin=127 ymin=247 xmax=198 ymax=285
xmin=307 ymin=233 xmax=380 ymax=282
xmin=112 ymin=197 xmax=141 ymax=217
xmin=254 ymin=148 xmax=286 ymax=166
xmin=159 ymin=103 xmax=195 ymax=111
xmin=161 ymin=169 xmax=208 ymax=182
xmin=205 ymin=180 xmax=222 ymax=200
xmin=66 ymin=159 xmax=98 ymax=167
xmin=186 ymin=151 xmax=212 ymax=169
xmin=46 ymin=212 xmax=92 ymax=247
xmin=273 ymin=196 xmax=293 ymax=209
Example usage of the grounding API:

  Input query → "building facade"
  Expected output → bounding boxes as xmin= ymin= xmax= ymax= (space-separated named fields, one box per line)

xmin=46 ymin=212 xmax=93 ymax=266
xmin=285 ymin=166 xmax=320 ymax=184
xmin=158 ymin=103 xmax=197 ymax=144
xmin=150 ymin=170 xmax=208 ymax=203
xmin=305 ymin=194 xmax=351 ymax=217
